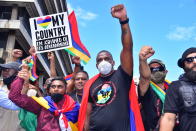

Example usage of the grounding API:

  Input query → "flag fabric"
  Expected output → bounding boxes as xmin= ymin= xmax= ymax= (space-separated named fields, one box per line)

xmin=64 ymin=73 xmax=73 ymax=81
xmin=22 ymin=55 xmax=38 ymax=81
xmin=18 ymin=109 xmax=37 ymax=131
xmin=150 ymin=80 xmax=171 ymax=104
xmin=78 ymin=74 xmax=99 ymax=131
xmin=129 ymin=80 xmax=145 ymax=131
xmin=65 ymin=11 xmax=91 ymax=64
xmin=32 ymin=95 xmax=80 ymax=130
xmin=78 ymin=74 xmax=144 ymax=131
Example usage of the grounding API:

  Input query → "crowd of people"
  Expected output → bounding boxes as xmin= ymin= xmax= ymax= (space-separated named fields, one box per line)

xmin=0 ymin=4 xmax=196 ymax=131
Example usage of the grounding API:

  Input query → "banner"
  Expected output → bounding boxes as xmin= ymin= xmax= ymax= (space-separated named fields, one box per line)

xmin=30 ymin=12 xmax=72 ymax=53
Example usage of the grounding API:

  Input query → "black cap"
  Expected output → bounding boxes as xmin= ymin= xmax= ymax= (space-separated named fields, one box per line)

xmin=178 ymin=47 xmax=196 ymax=68
xmin=149 ymin=59 xmax=166 ymax=70
xmin=0 ymin=62 xmax=21 ymax=71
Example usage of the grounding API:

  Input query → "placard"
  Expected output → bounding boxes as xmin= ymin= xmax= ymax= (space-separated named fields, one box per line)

xmin=30 ymin=12 xmax=72 ymax=53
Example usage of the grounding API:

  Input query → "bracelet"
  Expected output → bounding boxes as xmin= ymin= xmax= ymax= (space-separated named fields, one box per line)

xmin=75 ymin=63 xmax=81 ymax=67
xmin=120 ymin=18 xmax=129 ymax=25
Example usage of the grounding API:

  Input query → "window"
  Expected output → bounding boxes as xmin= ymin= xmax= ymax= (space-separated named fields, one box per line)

xmin=0 ymin=32 xmax=8 ymax=48
xmin=0 ymin=6 xmax=12 ymax=19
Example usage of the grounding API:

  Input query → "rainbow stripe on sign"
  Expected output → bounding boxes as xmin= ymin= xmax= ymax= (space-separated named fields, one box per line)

xmin=65 ymin=11 xmax=91 ymax=64
xmin=37 ymin=16 xmax=51 ymax=29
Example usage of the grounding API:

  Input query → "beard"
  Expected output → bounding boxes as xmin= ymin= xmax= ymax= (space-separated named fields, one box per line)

xmin=151 ymin=71 xmax=167 ymax=84
xmin=184 ymin=65 xmax=196 ymax=82
xmin=51 ymin=93 xmax=64 ymax=103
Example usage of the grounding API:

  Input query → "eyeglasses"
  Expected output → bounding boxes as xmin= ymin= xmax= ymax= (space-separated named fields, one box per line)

xmin=184 ymin=56 xmax=196 ymax=63
xmin=150 ymin=66 xmax=165 ymax=72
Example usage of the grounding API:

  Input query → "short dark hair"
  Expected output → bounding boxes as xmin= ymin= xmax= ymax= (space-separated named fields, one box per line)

xmin=47 ymin=76 xmax=67 ymax=89
xmin=96 ymin=50 xmax=113 ymax=60
xmin=76 ymin=70 xmax=89 ymax=79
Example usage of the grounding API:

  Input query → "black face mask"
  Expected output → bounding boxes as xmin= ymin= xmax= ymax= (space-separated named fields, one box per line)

xmin=3 ymin=75 xmax=17 ymax=86
xmin=51 ymin=93 xmax=64 ymax=103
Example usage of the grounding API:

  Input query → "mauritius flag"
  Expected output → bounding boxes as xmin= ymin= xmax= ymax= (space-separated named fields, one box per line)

xmin=64 ymin=73 xmax=73 ymax=81
xmin=32 ymin=95 xmax=79 ymax=130
xmin=65 ymin=11 xmax=91 ymax=64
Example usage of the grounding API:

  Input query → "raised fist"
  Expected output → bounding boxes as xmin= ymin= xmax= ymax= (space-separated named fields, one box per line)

xmin=29 ymin=46 xmax=36 ymax=56
xmin=111 ymin=4 xmax=127 ymax=21
xmin=12 ymin=49 xmax=23 ymax=59
xmin=139 ymin=46 xmax=155 ymax=61
xmin=72 ymin=56 xmax=80 ymax=65
xmin=18 ymin=64 xmax=30 ymax=81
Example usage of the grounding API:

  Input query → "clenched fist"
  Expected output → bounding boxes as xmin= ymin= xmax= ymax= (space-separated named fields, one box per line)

xmin=18 ymin=64 xmax=30 ymax=81
xmin=72 ymin=56 xmax=80 ymax=65
xmin=12 ymin=49 xmax=23 ymax=59
xmin=139 ymin=46 xmax=155 ymax=61
xmin=111 ymin=4 xmax=127 ymax=21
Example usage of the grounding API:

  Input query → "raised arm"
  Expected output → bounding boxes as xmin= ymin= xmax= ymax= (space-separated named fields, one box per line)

xmin=9 ymin=64 xmax=41 ymax=114
xmin=48 ymin=52 xmax=57 ymax=77
xmin=138 ymin=46 xmax=155 ymax=96
xmin=66 ymin=56 xmax=82 ymax=93
xmin=111 ymin=4 xmax=133 ymax=75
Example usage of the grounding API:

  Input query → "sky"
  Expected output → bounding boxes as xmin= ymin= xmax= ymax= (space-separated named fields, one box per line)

xmin=66 ymin=0 xmax=196 ymax=81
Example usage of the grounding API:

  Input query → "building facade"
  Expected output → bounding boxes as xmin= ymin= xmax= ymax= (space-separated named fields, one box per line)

xmin=0 ymin=0 xmax=73 ymax=80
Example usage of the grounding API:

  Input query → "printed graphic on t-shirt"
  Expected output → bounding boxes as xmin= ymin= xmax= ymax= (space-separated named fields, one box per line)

xmin=92 ymin=81 xmax=116 ymax=106
xmin=97 ymin=84 xmax=112 ymax=104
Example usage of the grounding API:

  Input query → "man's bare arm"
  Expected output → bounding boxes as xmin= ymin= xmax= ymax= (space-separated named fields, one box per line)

xmin=138 ymin=46 xmax=155 ymax=96
xmin=111 ymin=4 xmax=133 ymax=76
xmin=160 ymin=113 xmax=176 ymax=131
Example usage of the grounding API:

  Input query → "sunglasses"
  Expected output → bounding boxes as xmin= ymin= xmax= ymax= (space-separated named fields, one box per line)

xmin=184 ymin=56 xmax=196 ymax=63
xmin=150 ymin=66 xmax=165 ymax=72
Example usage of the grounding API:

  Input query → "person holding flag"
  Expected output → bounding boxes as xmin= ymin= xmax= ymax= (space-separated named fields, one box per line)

xmin=78 ymin=4 xmax=144 ymax=131
xmin=9 ymin=64 xmax=80 ymax=131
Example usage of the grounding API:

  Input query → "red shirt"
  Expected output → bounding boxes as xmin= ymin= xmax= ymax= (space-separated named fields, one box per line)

xmin=9 ymin=77 xmax=65 ymax=131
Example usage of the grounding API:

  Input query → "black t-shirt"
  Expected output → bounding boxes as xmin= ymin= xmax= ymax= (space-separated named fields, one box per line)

xmin=139 ymin=86 xmax=163 ymax=131
xmin=164 ymin=77 xmax=196 ymax=131
xmin=69 ymin=91 xmax=82 ymax=104
xmin=88 ymin=66 xmax=132 ymax=131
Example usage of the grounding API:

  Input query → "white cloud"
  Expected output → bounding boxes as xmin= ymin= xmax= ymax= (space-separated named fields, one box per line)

xmin=166 ymin=24 xmax=196 ymax=41
xmin=67 ymin=3 xmax=97 ymax=21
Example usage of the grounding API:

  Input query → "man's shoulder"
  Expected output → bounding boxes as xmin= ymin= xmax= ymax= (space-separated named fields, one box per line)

xmin=169 ymin=80 xmax=183 ymax=88
xmin=115 ymin=65 xmax=133 ymax=78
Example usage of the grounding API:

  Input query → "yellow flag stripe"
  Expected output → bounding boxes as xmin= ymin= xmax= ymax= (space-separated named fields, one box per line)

xmin=31 ymin=96 xmax=50 ymax=109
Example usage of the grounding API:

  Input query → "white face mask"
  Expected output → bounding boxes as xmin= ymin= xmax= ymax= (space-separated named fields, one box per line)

xmin=98 ymin=60 xmax=112 ymax=75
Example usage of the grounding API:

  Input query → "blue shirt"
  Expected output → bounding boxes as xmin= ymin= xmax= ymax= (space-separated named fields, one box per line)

xmin=0 ymin=88 xmax=20 ymax=110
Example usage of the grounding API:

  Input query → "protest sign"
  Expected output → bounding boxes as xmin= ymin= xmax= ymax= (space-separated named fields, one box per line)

xmin=30 ymin=12 xmax=72 ymax=53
